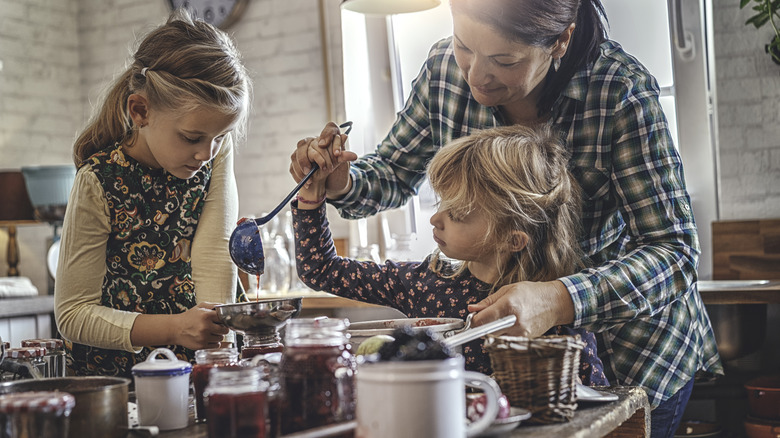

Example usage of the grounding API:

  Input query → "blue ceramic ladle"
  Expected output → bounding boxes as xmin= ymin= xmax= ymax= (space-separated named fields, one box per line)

xmin=229 ymin=122 xmax=353 ymax=275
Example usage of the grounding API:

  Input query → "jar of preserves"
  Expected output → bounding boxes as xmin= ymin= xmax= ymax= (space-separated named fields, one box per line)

xmin=2 ymin=347 xmax=47 ymax=380
xmin=0 ymin=391 xmax=75 ymax=438
xmin=204 ymin=366 xmax=270 ymax=438
xmin=240 ymin=330 xmax=284 ymax=360
xmin=193 ymin=348 xmax=240 ymax=423
xmin=279 ymin=317 xmax=356 ymax=435
xmin=21 ymin=338 xmax=66 ymax=377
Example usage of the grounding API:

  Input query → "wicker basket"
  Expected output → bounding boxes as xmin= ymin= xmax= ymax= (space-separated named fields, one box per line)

xmin=484 ymin=334 xmax=585 ymax=424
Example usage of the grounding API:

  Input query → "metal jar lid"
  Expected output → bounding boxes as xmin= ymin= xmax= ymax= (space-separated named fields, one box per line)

xmin=0 ymin=391 xmax=76 ymax=415
xmin=6 ymin=347 xmax=46 ymax=358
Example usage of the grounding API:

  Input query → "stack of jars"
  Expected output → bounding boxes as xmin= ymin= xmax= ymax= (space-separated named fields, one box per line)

xmin=197 ymin=317 xmax=356 ymax=438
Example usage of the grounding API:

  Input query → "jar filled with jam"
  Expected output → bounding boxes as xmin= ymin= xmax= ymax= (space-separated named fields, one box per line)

xmin=193 ymin=348 xmax=240 ymax=423
xmin=279 ymin=317 xmax=356 ymax=435
xmin=240 ymin=330 xmax=284 ymax=360
xmin=204 ymin=366 xmax=269 ymax=438
xmin=0 ymin=391 xmax=75 ymax=438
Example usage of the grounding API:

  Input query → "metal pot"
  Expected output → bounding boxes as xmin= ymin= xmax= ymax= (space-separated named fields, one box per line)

xmin=0 ymin=376 xmax=130 ymax=438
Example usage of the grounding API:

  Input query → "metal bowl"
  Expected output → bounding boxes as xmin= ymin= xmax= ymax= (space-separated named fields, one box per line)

xmin=215 ymin=296 xmax=303 ymax=334
xmin=348 ymin=317 xmax=465 ymax=348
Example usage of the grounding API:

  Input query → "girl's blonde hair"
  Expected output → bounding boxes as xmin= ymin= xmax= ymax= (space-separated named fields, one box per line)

xmin=427 ymin=124 xmax=585 ymax=291
xmin=73 ymin=9 xmax=251 ymax=167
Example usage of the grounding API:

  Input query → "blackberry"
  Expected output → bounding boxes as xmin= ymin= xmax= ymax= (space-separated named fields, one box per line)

xmin=376 ymin=326 xmax=454 ymax=361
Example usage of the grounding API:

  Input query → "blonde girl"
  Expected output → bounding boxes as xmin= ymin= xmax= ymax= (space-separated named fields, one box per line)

xmin=55 ymin=10 xmax=251 ymax=377
xmin=292 ymin=124 xmax=607 ymax=384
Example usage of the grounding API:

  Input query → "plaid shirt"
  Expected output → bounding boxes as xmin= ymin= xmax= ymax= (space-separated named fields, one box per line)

xmin=331 ymin=37 xmax=723 ymax=407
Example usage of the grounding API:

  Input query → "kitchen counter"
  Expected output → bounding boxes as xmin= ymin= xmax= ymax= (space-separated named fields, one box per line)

xmin=157 ymin=386 xmax=648 ymax=437
xmin=697 ymin=280 xmax=780 ymax=304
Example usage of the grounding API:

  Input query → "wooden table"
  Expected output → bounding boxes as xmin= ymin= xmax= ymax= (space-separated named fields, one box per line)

xmin=155 ymin=386 xmax=648 ymax=437
xmin=697 ymin=280 xmax=780 ymax=304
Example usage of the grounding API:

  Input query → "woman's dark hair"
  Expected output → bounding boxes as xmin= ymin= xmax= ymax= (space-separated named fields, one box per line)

xmin=450 ymin=0 xmax=608 ymax=116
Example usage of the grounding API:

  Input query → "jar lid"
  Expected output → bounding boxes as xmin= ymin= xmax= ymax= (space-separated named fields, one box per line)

xmin=132 ymin=348 xmax=192 ymax=377
xmin=6 ymin=347 xmax=46 ymax=358
xmin=0 ymin=391 xmax=76 ymax=415
xmin=22 ymin=338 xmax=63 ymax=350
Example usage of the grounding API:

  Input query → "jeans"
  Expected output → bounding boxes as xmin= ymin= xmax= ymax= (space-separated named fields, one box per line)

xmin=650 ymin=377 xmax=695 ymax=438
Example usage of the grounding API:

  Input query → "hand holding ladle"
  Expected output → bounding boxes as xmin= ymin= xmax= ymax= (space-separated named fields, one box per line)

xmin=229 ymin=122 xmax=353 ymax=275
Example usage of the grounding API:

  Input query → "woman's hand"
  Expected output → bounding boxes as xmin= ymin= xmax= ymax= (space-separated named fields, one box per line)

xmin=171 ymin=302 xmax=229 ymax=350
xmin=467 ymin=280 xmax=575 ymax=338
xmin=291 ymin=122 xmax=358 ymax=199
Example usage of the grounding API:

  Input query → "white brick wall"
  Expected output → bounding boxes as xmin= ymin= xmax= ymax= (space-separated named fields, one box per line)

xmin=1 ymin=0 xmax=348 ymax=294
xmin=713 ymin=0 xmax=780 ymax=219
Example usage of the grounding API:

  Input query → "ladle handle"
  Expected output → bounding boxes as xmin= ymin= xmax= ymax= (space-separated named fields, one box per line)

xmin=255 ymin=163 xmax=319 ymax=226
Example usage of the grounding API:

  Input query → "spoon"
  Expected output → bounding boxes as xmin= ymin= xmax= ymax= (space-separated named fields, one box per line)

xmin=229 ymin=122 xmax=353 ymax=275
xmin=442 ymin=314 xmax=517 ymax=350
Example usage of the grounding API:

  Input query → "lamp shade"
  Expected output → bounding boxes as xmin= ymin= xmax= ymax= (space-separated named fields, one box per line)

xmin=0 ymin=171 xmax=36 ymax=222
xmin=341 ymin=0 xmax=441 ymax=15
xmin=21 ymin=165 xmax=76 ymax=223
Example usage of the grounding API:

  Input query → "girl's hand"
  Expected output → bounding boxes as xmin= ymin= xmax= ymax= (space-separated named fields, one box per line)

xmin=467 ymin=280 xmax=575 ymax=338
xmin=172 ymin=302 xmax=229 ymax=350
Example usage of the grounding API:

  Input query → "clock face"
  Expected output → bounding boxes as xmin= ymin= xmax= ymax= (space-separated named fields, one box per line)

xmin=169 ymin=0 xmax=247 ymax=29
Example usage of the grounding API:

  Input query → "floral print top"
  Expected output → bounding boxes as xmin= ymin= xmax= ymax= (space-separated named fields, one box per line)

xmin=293 ymin=202 xmax=608 ymax=386
xmin=66 ymin=143 xmax=211 ymax=378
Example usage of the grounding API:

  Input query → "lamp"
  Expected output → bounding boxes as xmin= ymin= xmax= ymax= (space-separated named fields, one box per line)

xmin=0 ymin=171 xmax=37 ymax=276
xmin=341 ymin=0 xmax=441 ymax=15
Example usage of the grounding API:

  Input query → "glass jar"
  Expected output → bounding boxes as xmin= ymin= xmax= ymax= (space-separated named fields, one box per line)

xmin=240 ymin=331 xmax=284 ymax=360
xmin=204 ymin=366 xmax=270 ymax=438
xmin=261 ymin=234 xmax=291 ymax=295
xmin=2 ymin=347 xmax=47 ymax=380
xmin=279 ymin=317 xmax=356 ymax=435
xmin=0 ymin=391 xmax=75 ymax=438
xmin=193 ymin=348 xmax=240 ymax=423
xmin=21 ymin=338 xmax=65 ymax=377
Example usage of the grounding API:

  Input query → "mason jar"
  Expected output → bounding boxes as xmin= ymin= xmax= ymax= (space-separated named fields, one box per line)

xmin=204 ymin=366 xmax=270 ymax=438
xmin=0 ymin=391 xmax=75 ymax=438
xmin=2 ymin=347 xmax=47 ymax=380
xmin=279 ymin=317 xmax=356 ymax=435
xmin=21 ymin=338 xmax=66 ymax=377
xmin=192 ymin=348 xmax=240 ymax=423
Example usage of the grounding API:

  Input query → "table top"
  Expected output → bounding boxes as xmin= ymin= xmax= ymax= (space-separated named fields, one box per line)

xmin=155 ymin=386 xmax=648 ymax=438
xmin=697 ymin=280 xmax=780 ymax=304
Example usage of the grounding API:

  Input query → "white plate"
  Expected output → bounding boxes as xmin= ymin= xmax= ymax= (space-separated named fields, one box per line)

xmin=478 ymin=407 xmax=532 ymax=437
xmin=576 ymin=383 xmax=619 ymax=403
xmin=47 ymin=239 xmax=60 ymax=279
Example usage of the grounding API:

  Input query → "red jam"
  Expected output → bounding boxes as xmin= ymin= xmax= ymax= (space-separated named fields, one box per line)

xmin=279 ymin=344 xmax=356 ymax=435
xmin=206 ymin=391 xmax=268 ymax=438
xmin=193 ymin=348 xmax=239 ymax=423
xmin=240 ymin=342 xmax=284 ymax=360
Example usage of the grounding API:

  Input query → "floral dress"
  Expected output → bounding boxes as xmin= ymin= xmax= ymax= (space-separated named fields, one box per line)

xmin=294 ymin=202 xmax=608 ymax=386
xmin=66 ymin=144 xmax=211 ymax=378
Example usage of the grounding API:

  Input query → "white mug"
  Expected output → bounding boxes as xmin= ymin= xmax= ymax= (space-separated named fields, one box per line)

xmin=132 ymin=348 xmax=192 ymax=431
xmin=356 ymin=356 xmax=500 ymax=438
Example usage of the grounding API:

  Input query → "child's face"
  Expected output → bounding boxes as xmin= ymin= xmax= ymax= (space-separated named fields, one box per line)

xmin=429 ymin=205 xmax=493 ymax=262
xmin=138 ymin=106 xmax=237 ymax=180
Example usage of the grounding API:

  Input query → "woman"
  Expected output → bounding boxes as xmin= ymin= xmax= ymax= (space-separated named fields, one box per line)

xmin=291 ymin=0 xmax=722 ymax=436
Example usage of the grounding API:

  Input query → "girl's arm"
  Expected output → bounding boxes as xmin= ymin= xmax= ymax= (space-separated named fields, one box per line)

xmin=191 ymin=135 xmax=239 ymax=304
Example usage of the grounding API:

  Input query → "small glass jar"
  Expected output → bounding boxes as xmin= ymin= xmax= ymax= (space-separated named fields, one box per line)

xmin=2 ymin=347 xmax=47 ymax=380
xmin=204 ymin=366 xmax=270 ymax=438
xmin=193 ymin=348 xmax=240 ymax=423
xmin=240 ymin=330 xmax=284 ymax=360
xmin=0 ymin=391 xmax=75 ymax=438
xmin=21 ymin=338 xmax=66 ymax=377
xmin=279 ymin=317 xmax=356 ymax=435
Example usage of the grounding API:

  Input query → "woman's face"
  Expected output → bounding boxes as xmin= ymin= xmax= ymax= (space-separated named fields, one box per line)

xmin=132 ymin=102 xmax=237 ymax=180
xmin=452 ymin=12 xmax=554 ymax=115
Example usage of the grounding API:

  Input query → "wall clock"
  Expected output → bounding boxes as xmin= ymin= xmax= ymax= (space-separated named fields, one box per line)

xmin=168 ymin=0 xmax=248 ymax=29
